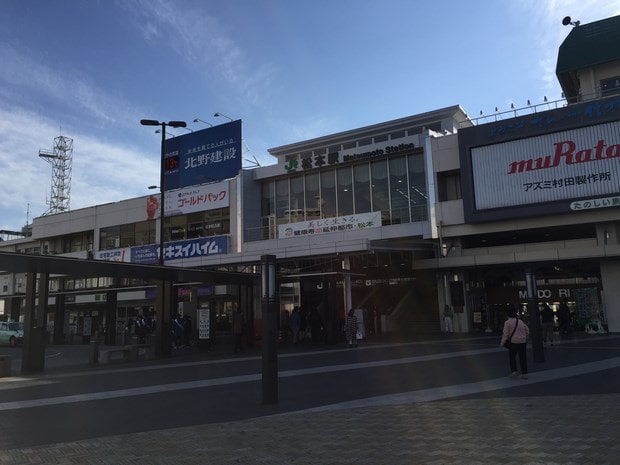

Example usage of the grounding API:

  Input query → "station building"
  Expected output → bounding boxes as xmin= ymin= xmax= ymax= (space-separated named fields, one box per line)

xmin=1 ymin=14 xmax=619 ymax=343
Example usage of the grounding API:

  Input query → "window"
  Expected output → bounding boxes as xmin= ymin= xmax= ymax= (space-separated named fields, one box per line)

xmin=389 ymin=156 xmax=409 ymax=224
xmin=337 ymin=166 xmax=353 ymax=216
xmin=100 ymin=226 xmax=120 ymax=250
xmin=275 ymin=179 xmax=290 ymax=223
xmin=320 ymin=170 xmax=336 ymax=218
xmin=408 ymin=153 xmax=428 ymax=221
xmin=371 ymin=159 xmax=389 ymax=224
xmin=62 ymin=231 xmax=93 ymax=253
xmin=305 ymin=173 xmax=320 ymax=218
xmin=353 ymin=164 xmax=371 ymax=214
xmin=437 ymin=171 xmax=461 ymax=201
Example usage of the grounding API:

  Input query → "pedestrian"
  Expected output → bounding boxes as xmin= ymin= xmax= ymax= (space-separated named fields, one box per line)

xmin=345 ymin=308 xmax=359 ymax=348
xmin=500 ymin=305 xmax=530 ymax=379
xmin=232 ymin=308 xmax=244 ymax=354
xmin=134 ymin=314 xmax=147 ymax=343
xmin=183 ymin=315 xmax=193 ymax=347
xmin=558 ymin=299 xmax=570 ymax=334
xmin=170 ymin=314 xmax=184 ymax=349
xmin=443 ymin=304 xmax=454 ymax=332
xmin=540 ymin=303 xmax=555 ymax=345
xmin=290 ymin=306 xmax=301 ymax=343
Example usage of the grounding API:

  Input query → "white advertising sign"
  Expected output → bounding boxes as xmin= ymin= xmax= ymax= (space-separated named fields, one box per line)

xmin=164 ymin=180 xmax=229 ymax=217
xmin=198 ymin=307 xmax=210 ymax=340
xmin=278 ymin=211 xmax=381 ymax=238
xmin=95 ymin=248 xmax=131 ymax=262
xmin=471 ymin=121 xmax=620 ymax=210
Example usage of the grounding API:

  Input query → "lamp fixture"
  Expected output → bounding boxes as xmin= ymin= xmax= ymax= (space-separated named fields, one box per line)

xmin=214 ymin=112 xmax=233 ymax=122
xmin=193 ymin=118 xmax=213 ymax=127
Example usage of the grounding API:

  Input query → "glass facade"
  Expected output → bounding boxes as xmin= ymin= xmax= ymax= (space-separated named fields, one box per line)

xmin=260 ymin=153 xmax=428 ymax=237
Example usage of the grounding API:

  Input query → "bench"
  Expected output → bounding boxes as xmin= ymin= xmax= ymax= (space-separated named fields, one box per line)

xmin=98 ymin=343 xmax=155 ymax=364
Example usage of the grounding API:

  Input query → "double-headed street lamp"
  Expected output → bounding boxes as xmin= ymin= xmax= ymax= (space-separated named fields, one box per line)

xmin=140 ymin=119 xmax=187 ymax=266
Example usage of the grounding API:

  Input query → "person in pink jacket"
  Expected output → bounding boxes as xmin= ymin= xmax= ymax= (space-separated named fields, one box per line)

xmin=500 ymin=305 xmax=530 ymax=379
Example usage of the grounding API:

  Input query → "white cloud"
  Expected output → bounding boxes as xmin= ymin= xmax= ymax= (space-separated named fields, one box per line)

xmin=0 ymin=105 xmax=157 ymax=229
xmin=124 ymin=0 xmax=276 ymax=106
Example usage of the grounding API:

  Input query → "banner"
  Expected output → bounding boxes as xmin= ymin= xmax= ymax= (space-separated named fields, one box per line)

xmin=278 ymin=211 xmax=381 ymax=238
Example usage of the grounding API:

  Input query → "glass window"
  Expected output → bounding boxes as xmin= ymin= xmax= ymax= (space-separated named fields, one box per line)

xmin=135 ymin=221 xmax=156 ymax=245
xmin=276 ymin=179 xmax=289 ymax=221
xmin=353 ymin=164 xmax=371 ymax=214
xmin=100 ymin=226 xmax=120 ymax=250
xmin=289 ymin=176 xmax=304 ymax=221
xmin=120 ymin=224 xmax=135 ymax=247
xmin=261 ymin=181 xmax=275 ymax=217
xmin=169 ymin=216 xmax=186 ymax=241
xmin=305 ymin=173 xmax=320 ymax=219
xmin=371 ymin=160 xmax=389 ymax=224
xmin=337 ymin=167 xmax=353 ymax=216
xmin=389 ymin=157 xmax=409 ymax=224
xmin=320 ymin=170 xmax=336 ymax=218
xmin=408 ymin=153 xmax=428 ymax=221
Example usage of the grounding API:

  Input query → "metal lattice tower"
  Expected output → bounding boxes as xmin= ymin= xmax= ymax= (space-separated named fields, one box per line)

xmin=39 ymin=135 xmax=73 ymax=215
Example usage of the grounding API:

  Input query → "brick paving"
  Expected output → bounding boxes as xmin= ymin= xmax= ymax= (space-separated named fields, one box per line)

xmin=1 ymin=393 xmax=618 ymax=464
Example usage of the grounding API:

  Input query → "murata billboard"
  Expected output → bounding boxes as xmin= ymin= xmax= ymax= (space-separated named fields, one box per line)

xmin=459 ymin=95 xmax=620 ymax=222
xmin=163 ymin=120 xmax=241 ymax=191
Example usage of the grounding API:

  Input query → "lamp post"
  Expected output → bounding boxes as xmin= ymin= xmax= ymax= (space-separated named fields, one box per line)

xmin=140 ymin=119 xmax=187 ymax=265
xmin=193 ymin=118 xmax=213 ymax=127
xmin=214 ymin=112 xmax=233 ymax=122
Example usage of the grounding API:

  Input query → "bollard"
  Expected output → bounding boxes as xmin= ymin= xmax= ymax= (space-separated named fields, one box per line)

xmin=89 ymin=339 xmax=99 ymax=365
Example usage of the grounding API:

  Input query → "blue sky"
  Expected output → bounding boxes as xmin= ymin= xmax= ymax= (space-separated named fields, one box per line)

xmin=1 ymin=0 xmax=619 ymax=233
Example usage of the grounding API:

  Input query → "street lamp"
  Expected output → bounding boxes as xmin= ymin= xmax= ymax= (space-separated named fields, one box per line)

xmin=214 ymin=112 xmax=233 ymax=122
xmin=140 ymin=119 xmax=187 ymax=266
xmin=193 ymin=118 xmax=213 ymax=127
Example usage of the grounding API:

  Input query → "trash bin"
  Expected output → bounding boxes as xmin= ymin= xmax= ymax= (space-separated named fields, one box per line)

xmin=0 ymin=355 xmax=12 ymax=378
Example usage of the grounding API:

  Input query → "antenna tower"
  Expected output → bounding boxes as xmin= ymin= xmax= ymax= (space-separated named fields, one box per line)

xmin=39 ymin=135 xmax=73 ymax=215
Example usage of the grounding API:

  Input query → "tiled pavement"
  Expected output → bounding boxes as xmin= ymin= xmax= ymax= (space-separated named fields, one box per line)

xmin=1 ymin=393 xmax=618 ymax=464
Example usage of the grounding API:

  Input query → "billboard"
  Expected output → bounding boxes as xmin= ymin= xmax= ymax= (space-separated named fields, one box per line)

xmin=163 ymin=120 xmax=241 ymax=191
xmin=459 ymin=95 xmax=620 ymax=222
xmin=164 ymin=180 xmax=229 ymax=217
xmin=100 ymin=236 xmax=228 ymax=265
xmin=471 ymin=121 xmax=620 ymax=210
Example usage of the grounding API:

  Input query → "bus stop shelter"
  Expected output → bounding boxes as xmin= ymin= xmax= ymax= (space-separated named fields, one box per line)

xmin=0 ymin=251 xmax=258 ymax=373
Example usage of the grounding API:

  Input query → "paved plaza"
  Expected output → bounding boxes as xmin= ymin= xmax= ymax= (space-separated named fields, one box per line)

xmin=0 ymin=334 xmax=618 ymax=464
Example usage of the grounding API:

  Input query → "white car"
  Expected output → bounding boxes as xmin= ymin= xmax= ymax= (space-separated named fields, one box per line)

xmin=0 ymin=321 xmax=24 ymax=346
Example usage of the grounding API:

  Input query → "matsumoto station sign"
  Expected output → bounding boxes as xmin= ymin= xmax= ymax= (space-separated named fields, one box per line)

xmin=163 ymin=120 xmax=242 ymax=191
xmin=283 ymin=134 xmax=422 ymax=173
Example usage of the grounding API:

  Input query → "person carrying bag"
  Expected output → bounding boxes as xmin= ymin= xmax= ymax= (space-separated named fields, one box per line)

xmin=500 ymin=305 xmax=530 ymax=379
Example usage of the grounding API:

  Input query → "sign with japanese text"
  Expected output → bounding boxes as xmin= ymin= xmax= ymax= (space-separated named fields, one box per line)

xmin=163 ymin=120 xmax=241 ymax=190
xmin=164 ymin=180 xmax=229 ymax=217
xmin=277 ymin=211 xmax=381 ymax=238
xmin=198 ymin=307 xmax=210 ymax=339
xmin=282 ymin=134 xmax=422 ymax=174
xmin=129 ymin=236 xmax=228 ymax=264
xmin=470 ymin=121 xmax=620 ymax=210
xmin=95 ymin=248 xmax=131 ymax=262
xmin=163 ymin=236 xmax=228 ymax=261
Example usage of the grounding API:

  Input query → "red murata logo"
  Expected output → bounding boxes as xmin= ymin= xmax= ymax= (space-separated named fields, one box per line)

xmin=507 ymin=139 xmax=620 ymax=174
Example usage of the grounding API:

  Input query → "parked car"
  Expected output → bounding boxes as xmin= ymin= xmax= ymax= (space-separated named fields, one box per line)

xmin=0 ymin=321 xmax=23 ymax=346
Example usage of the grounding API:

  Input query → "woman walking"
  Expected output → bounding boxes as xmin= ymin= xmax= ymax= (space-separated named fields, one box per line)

xmin=500 ymin=305 xmax=530 ymax=379
xmin=345 ymin=308 xmax=359 ymax=348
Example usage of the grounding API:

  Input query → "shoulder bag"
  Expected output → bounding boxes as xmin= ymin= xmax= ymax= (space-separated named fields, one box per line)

xmin=503 ymin=319 xmax=519 ymax=350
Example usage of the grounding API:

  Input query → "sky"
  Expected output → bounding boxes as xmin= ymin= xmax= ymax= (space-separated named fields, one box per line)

xmin=1 ymin=0 xmax=619 ymax=234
